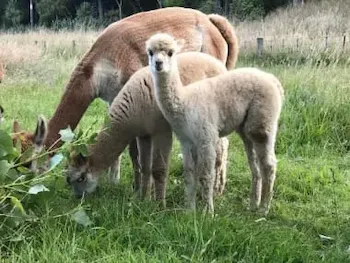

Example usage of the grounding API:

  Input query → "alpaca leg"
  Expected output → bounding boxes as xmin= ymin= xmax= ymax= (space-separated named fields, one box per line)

xmin=214 ymin=137 xmax=229 ymax=196
xmin=254 ymin=138 xmax=277 ymax=216
xmin=240 ymin=133 xmax=261 ymax=211
xmin=182 ymin=144 xmax=197 ymax=210
xmin=108 ymin=156 xmax=121 ymax=184
xmin=106 ymin=103 xmax=121 ymax=185
xmin=129 ymin=139 xmax=141 ymax=194
xmin=196 ymin=143 xmax=216 ymax=214
xmin=138 ymin=136 xmax=153 ymax=200
xmin=151 ymin=132 xmax=172 ymax=207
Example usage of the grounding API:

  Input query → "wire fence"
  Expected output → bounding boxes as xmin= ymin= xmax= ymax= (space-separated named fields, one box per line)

xmin=240 ymin=34 xmax=350 ymax=57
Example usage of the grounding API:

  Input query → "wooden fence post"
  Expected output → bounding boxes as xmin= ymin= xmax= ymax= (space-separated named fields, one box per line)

xmin=257 ymin=37 xmax=264 ymax=57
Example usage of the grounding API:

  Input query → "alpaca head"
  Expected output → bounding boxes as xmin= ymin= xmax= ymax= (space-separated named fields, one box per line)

xmin=66 ymin=152 xmax=98 ymax=198
xmin=146 ymin=33 xmax=184 ymax=74
xmin=12 ymin=116 xmax=48 ymax=172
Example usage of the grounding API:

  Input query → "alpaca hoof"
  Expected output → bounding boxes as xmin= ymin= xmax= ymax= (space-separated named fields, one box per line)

xmin=257 ymin=206 xmax=270 ymax=216
xmin=248 ymin=203 xmax=259 ymax=212
xmin=202 ymin=207 xmax=214 ymax=217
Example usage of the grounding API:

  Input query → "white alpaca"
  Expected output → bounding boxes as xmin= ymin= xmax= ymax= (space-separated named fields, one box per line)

xmin=147 ymin=33 xmax=284 ymax=215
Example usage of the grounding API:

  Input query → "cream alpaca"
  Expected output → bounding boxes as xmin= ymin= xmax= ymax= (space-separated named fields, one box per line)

xmin=66 ymin=52 xmax=230 ymax=204
xmin=147 ymin=33 xmax=284 ymax=215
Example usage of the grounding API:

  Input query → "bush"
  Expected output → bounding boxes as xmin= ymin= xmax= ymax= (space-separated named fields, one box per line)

xmin=163 ymin=0 xmax=185 ymax=7
xmin=231 ymin=0 xmax=265 ymax=20
xmin=4 ymin=0 xmax=22 ymax=27
xmin=36 ymin=0 xmax=70 ymax=27
xmin=0 ymin=125 xmax=97 ymax=245
xmin=76 ymin=2 xmax=95 ymax=24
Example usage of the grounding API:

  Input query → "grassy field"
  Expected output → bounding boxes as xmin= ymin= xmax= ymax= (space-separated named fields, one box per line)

xmin=1 ymin=1 xmax=350 ymax=262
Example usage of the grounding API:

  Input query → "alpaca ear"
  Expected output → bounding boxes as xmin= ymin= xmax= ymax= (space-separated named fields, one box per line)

xmin=33 ymin=115 xmax=47 ymax=151
xmin=176 ymin=39 xmax=185 ymax=53
xmin=13 ymin=120 xmax=21 ymax=133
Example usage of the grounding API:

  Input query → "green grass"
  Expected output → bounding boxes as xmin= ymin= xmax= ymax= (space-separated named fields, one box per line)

xmin=0 ymin=47 xmax=350 ymax=262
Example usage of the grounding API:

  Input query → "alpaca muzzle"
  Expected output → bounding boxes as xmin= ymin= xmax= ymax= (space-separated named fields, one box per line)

xmin=155 ymin=60 xmax=163 ymax=72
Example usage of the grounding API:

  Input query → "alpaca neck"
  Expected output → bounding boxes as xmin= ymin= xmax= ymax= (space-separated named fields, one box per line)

xmin=152 ymin=63 xmax=184 ymax=119
xmin=88 ymin=124 xmax=135 ymax=173
xmin=46 ymin=71 xmax=95 ymax=150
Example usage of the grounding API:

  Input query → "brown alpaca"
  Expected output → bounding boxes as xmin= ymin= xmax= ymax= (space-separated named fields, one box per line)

xmin=46 ymin=8 xmax=238 ymax=148
xmin=37 ymin=7 xmax=238 ymax=178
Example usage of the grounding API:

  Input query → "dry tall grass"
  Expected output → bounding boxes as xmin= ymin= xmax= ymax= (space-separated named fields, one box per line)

xmin=0 ymin=29 xmax=98 ymax=66
xmin=0 ymin=0 xmax=349 ymax=69
xmin=236 ymin=0 xmax=350 ymax=57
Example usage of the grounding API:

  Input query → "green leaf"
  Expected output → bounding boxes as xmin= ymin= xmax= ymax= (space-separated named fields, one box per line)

xmin=5 ymin=168 xmax=19 ymax=182
xmin=74 ymin=144 xmax=89 ymax=157
xmin=17 ymin=166 xmax=32 ymax=174
xmin=48 ymin=153 xmax=64 ymax=171
xmin=87 ymin=132 xmax=98 ymax=144
xmin=0 ymin=160 xmax=11 ymax=177
xmin=28 ymin=184 xmax=50 ymax=195
xmin=59 ymin=127 xmax=75 ymax=142
xmin=0 ymin=130 xmax=14 ymax=158
xmin=10 ymin=196 xmax=26 ymax=216
xmin=19 ymin=146 xmax=34 ymax=164
xmin=76 ymin=129 xmax=84 ymax=140
xmin=71 ymin=208 xmax=93 ymax=227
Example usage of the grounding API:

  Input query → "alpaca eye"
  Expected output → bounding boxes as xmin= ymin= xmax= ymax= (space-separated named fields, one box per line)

xmin=148 ymin=50 xmax=153 ymax=57
xmin=168 ymin=50 xmax=173 ymax=57
xmin=77 ymin=174 xmax=86 ymax=183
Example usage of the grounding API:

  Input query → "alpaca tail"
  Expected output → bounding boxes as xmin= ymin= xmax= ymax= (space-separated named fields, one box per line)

xmin=208 ymin=14 xmax=239 ymax=70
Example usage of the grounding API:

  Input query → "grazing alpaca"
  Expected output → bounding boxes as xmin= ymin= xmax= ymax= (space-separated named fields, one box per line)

xmin=147 ymin=33 xmax=284 ymax=215
xmin=30 ymin=7 xmax=238 ymax=184
xmin=66 ymin=52 xmax=229 ymax=204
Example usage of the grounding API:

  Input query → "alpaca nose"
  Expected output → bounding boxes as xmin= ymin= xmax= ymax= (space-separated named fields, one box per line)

xmin=155 ymin=60 xmax=163 ymax=71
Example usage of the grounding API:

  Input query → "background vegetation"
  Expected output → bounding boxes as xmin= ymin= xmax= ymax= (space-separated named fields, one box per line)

xmin=0 ymin=0 xmax=349 ymax=262
xmin=0 ymin=0 xmax=302 ymax=29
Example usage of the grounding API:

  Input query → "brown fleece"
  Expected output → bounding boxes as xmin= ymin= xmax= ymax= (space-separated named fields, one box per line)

xmin=45 ymin=7 xmax=239 ymax=149
xmin=208 ymin=14 xmax=239 ymax=69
